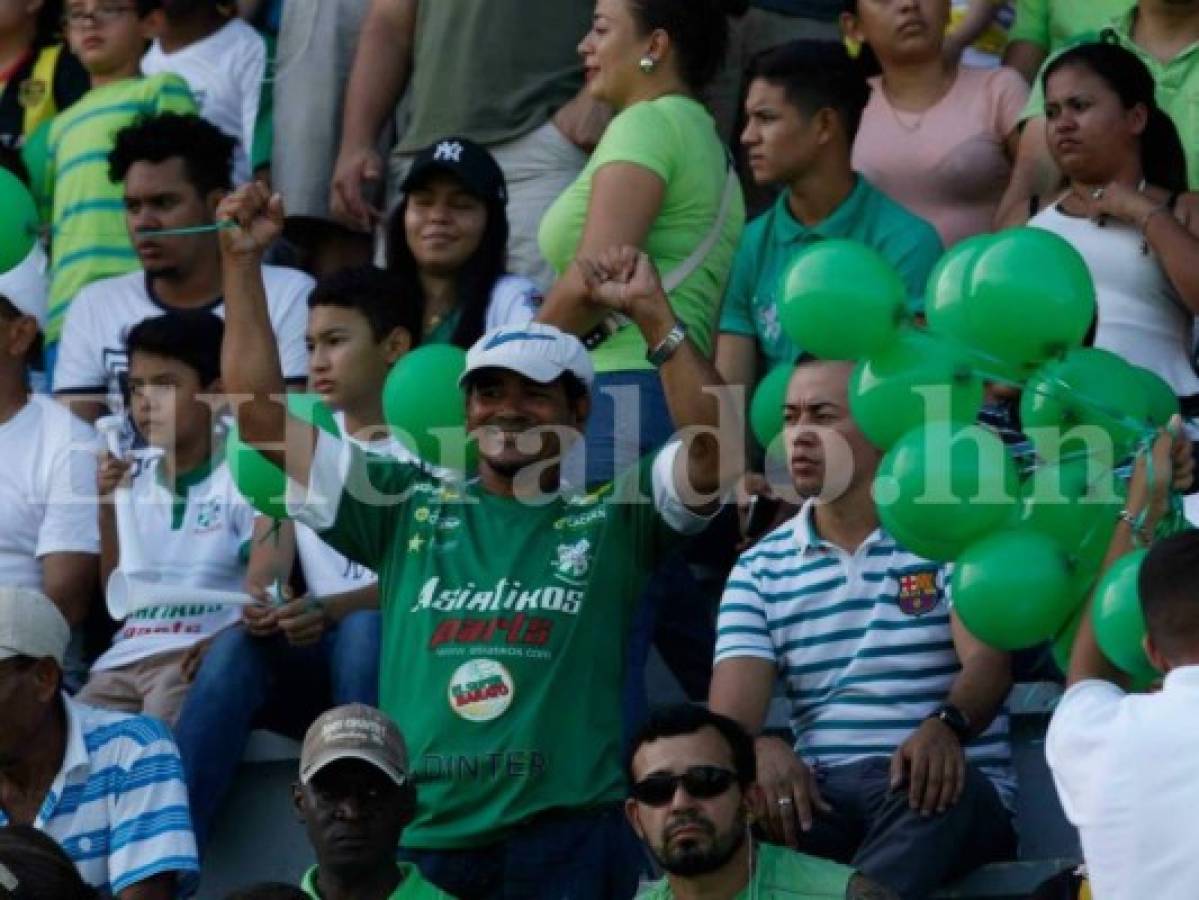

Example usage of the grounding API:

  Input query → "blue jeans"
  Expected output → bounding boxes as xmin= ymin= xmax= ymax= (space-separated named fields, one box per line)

xmin=174 ymin=610 xmax=381 ymax=850
xmin=398 ymin=806 xmax=647 ymax=900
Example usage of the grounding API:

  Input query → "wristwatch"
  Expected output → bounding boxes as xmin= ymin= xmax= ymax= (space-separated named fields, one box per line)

xmin=928 ymin=704 xmax=971 ymax=742
xmin=646 ymin=321 xmax=687 ymax=367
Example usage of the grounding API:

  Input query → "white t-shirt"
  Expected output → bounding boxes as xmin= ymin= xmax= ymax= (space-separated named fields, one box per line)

xmin=53 ymin=265 xmax=312 ymax=410
xmin=92 ymin=453 xmax=258 ymax=672
xmin=142 ymin=19 xmax=267 ymax=184
xmin=295 ymin=412 xmax=417 ymax=599
xmin=1030 ymin=203 xmax=1199 ymax=397
xmin=0 ymin=396 xmax=99 ymax=590
xmin=1046 ymin=670 xmax=1199 ymax=899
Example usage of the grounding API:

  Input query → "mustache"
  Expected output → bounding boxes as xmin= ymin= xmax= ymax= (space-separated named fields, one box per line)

xmin=664 ymin=812 xmax=715 ymax=842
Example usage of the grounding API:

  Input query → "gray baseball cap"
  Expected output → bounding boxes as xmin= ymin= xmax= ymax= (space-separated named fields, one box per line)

xmin=0 ymin=587 xmax=69 ymax=665
xmin=299 ymin=704 xmax=409 ymax=786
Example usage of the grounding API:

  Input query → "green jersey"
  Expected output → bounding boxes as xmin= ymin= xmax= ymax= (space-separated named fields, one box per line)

xmin=38 ymin=74 xmax=196 ymax=342
xmin=301 ymin=863 xmax=455 ymax=899
xmin=638 ymin=842 xmax=855 ymax=899
xmin=291 ymin=434 xmax=707 ymax=849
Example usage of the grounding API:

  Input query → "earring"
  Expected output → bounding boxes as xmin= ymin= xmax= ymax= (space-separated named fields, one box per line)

xmin=639 ymin=55 xmax=657 ymax=74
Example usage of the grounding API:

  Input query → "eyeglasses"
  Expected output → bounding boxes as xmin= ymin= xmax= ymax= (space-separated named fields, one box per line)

xmin=64 ymin=4 xmax=137 ymax=27
xmin=630 ymin=766 xmax=738 ymax=807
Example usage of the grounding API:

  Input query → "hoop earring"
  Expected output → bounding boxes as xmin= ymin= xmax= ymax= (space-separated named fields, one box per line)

xmin=639 ymin=55 xmax=657 ymax=74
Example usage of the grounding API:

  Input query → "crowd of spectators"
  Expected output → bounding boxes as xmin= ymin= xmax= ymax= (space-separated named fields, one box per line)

xmin=1 ymin=0 xmax=1198 ymax=898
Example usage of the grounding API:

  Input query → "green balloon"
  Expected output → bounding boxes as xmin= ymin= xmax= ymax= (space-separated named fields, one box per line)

xmin=849 ymin=329 xmax=984 ymax=451
xmin=875 ymin=422 xmax=1019 ymax=561
xmin=750 ymin=363 xmax=792 ymax=461
xmin=1021 ymin=348 xmax=1150 ymax=462
xmin=953 ymin=529 xmax=1075 ymax=650
xmin=778 ymin=239 xmax=904 ymax=361
xmin=924 ymin=234 xmax=993 ymax=345
xmin=383 ymin=345 xmax=472 ymax=469
xmin=226 ymin=394 xmax=340 ymax=519
xmin=956 ymin=228 xmax=1095 ymax=376
xmin=1019 ymin=457 xmax=1123 ymax=574
xmin=1133 ymin=366 xmax=1180 ymax=429
xmin=1092 ymin=550 xmax=1159 ymax=683
xmin=0 ymin=168 xmax=37 ymax=275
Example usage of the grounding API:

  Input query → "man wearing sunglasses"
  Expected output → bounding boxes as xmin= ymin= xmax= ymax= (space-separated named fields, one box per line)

xmin=626 ymin=704 xmax=892 ymax=899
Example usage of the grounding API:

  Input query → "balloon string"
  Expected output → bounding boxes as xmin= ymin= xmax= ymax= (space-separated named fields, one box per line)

xmin=26 ymin=220 xmax=238 ymax=239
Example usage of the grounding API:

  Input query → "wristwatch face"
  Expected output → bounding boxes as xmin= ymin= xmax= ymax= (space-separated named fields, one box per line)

xmin=938 ymin=705 xmax=970 ymax=738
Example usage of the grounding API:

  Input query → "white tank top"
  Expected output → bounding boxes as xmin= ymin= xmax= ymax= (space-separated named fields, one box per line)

xmin=1029 ymin=201 xmax=1199 ymax=398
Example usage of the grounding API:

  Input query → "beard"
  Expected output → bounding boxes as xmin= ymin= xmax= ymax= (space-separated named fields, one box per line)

xmin=650 ymin=810 xmax=747 ymax=878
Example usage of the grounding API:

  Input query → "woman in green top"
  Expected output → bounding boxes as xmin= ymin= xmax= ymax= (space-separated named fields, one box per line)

xmin=538 ymin=0 xmax=747 ymax=487
xmin=385 ymin=136 xmax=541 ymax=348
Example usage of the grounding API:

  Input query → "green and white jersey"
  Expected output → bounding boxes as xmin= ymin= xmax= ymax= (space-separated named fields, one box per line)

xmin=288 ymin=432 xmax=710 ymax=849
xmin=39 ymin=74 xmax=197 ymax=343
xmin=92 ymin=451 xmax=257 ymax=672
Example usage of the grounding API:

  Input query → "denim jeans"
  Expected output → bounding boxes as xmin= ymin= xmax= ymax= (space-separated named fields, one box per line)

xmin=398 ymin=805 xmax=647 ymax=900
xmin=173 ymin=610 xmax=381 ymax=850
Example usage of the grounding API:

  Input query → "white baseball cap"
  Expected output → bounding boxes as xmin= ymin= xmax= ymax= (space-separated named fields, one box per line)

xmin=461 ymin=323 xmax=594 ymax=390
xmin=0 ymin=587 xmax=70 ymax=665
xmin=0 ymin=244 xmax=48 ymax=329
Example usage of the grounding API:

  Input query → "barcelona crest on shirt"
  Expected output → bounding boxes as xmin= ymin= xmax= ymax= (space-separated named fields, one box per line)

xmin=897 ymin=568 xmax=941 ymax=617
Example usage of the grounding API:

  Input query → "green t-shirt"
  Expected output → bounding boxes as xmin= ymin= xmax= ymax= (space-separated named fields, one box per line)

xmin=638 ymin=842 xmax=855 ymax=899
xmin=540 ymin=95 xmax=746 ymax=373
xmin=718 ymin=177 xmax=942 ymax=370
xmin=1008 ymin=0 xmax=1132 ymax=52
xmin=38 ymin=74 xmax=196 ymax=343
xmin=1020 ymin=13 xmax=1199 ymax=189
xmin=397 ymin=0 xmax=590 ymax=152
xmin=293 ymin=434 xmax=704 ymax=849
xmin=300 ymin=863 xmax=455 ymax=899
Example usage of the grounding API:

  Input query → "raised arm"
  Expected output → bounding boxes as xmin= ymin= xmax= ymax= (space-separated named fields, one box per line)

xmin=578 ymin=247 xmax=742 ymax=508
xmin=329 ymin=0 xmax=419 ymax=231
xmin=218 ymin=184 xmax=317 ymax=487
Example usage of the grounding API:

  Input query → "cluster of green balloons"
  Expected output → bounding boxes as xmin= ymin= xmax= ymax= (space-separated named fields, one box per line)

xmin=773 ymin=228 xmax=1178 ymax=664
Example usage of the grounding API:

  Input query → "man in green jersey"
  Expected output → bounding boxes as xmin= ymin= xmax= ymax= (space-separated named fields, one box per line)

xmin=216 ymin=182 xmax=742 ymax=899
xmin=628 ymin=704 xmax=893 ymax=900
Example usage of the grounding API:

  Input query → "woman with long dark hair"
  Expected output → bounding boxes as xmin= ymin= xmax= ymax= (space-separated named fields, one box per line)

xmin=844 ymin=0 xmax=1028 ymax=248
xmin=385 ymin=137 xmax=540 ymax=348
xmin=537 ymin=0 xmax=747 ymax=487
xmin=1028 ymin=41 xmax=1199 ymax=405
xmin=0 ymin=0 xmax=87 ymax=151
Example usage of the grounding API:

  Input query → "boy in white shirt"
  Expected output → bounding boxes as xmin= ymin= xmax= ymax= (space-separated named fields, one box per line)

xmin=78 ymin=311 xmax=259 ymax=725
xmin=142 ymin=0 xmax=268 ymax=184
xmin=0 ymin=266 xmax=98 ymax=627
xmin=174 ymin=263 xmax=424 ymax=848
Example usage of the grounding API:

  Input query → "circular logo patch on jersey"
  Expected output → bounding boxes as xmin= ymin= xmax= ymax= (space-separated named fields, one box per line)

xmin=447 ymin=659 xmax=514 ymax=722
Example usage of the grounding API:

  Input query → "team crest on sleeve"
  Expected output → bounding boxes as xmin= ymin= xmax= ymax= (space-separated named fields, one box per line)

xmin=897 ymin=568 xmax=941 ymax=617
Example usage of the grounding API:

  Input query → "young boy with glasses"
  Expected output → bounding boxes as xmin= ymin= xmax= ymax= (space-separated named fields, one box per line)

xmin=26 ymin=0 xmax=196 ymax=363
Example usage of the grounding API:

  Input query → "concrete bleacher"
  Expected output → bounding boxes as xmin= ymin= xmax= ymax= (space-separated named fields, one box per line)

xmin=196 ymin=671 xmax=1080 ymax=898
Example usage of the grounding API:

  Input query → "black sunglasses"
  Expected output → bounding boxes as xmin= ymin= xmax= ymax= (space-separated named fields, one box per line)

xmin=630 ymin=766 xmax=738 ymax=807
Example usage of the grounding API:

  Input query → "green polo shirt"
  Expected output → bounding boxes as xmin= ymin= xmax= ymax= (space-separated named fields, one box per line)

xmin=1008 ymin=0 xmax=1132 ymax=53
xmin=301 ymin=863 xmax=455 ymax=899
xmin=1021 ymin=12 xmax=1199 ymax=188
xmin=718 ymin=176 xmax=942 ymax=370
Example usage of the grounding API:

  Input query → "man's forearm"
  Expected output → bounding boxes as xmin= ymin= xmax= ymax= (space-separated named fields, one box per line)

xmin=340 ymin=0 xmax=416 ymax=151
xmin=221 ymin=257 xmax=287 ymax=448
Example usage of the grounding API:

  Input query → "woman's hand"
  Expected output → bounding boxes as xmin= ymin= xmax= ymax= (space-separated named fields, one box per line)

xmin=577 ymin=247 xmax=669 ymax=323
xmin=1082 ymin=182 xmax=1163 ymax=228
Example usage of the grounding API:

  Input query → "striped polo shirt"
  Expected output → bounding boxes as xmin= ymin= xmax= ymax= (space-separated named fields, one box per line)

xmin=716 ymin=503 xmax=1015 ymax=807
xmin=0 ymin=694 xmax=199 ymax=894
xmin=37 ymin=73 xmax=196 ymax=343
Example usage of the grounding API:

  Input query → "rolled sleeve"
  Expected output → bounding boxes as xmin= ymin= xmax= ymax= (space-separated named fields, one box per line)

xmin=650 ymin=441 xmax=717 ymax=536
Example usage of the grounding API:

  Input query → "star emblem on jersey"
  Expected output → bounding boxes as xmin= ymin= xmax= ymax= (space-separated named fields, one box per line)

xmin=408 ymin=534 xmax=426 ymax=553
xmin=553 ymin=539 xmax=593 ymax=581
xmin=897 ymin=570 xmax=940 ymax=617
xmin=433 ymin=140 xmax=464 ymax=163
xmin=448 ymin=659 xmax=514 ymax=722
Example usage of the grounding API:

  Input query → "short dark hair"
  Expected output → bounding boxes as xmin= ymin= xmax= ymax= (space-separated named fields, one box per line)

xmin=108 ymin=113 xmax=236 ymax=196
xmin=626 ymin=704 xmax=756 ymax=788
xmin=627 ymin=0 xmax=748 ymax=93
xmin=748 ymin=40 xmax=872 ymax=143
xmin=308 ymin=265 xmax=422 ymax=346
xmin=0 ymin=825 xmax=99 ymax=900
xmin=1139 ymin=531 xmax=1199 ymax=659
xmin=125 ymin=312 xmax=224 ymax=386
